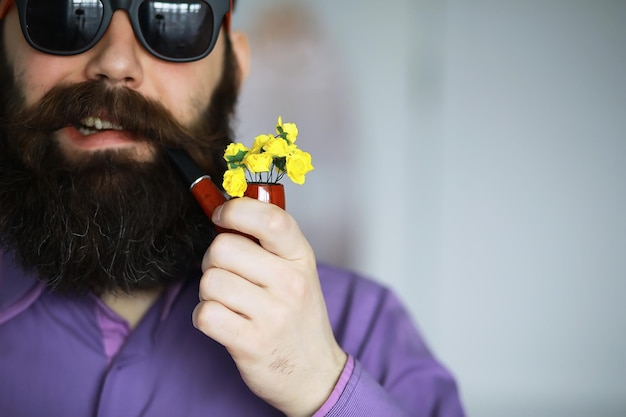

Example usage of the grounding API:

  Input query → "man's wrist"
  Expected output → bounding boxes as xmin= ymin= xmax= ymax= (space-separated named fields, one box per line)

xmin=310 ymin=354 xmax=355 ymax=417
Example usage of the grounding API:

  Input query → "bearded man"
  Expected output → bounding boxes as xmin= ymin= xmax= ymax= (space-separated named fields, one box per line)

xmin=0 ymin=1 xmax=465 ymax=416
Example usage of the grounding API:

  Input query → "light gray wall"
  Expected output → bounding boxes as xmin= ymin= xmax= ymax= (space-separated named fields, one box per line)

xmin=434 ymin=2 xmax=626 ymax=416
xmin=234 ymin=1 xmax=626 ymax=416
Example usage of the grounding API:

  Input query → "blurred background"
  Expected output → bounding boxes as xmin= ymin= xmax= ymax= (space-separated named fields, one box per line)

xmin=233 ymin=1 xmax=626 ymax=416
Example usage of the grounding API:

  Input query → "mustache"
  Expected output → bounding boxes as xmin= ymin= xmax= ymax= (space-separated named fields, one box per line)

xmin=8 ymin=80 xmax=208 ymax=149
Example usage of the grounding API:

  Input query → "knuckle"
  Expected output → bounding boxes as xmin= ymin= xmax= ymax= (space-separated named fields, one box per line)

xmin=193 ymin=302 xmax=213 ymax=331
xmin=273 ymin=264 xmax=310 ymax=299
xmin=195 ymin=301 xmax=230 ymax=337
xmin=264 ymin=209 xmax=294 ymax=235
xmin=284 ymin=274 xmax=309 ymax=301
xmin=209 ymin=233 xmax=235 ymax=260
xmin=198 ymin=268 xmax=217 ymax=300
xmin=210 ymin=232 xmax=229 ymax=251
xmin=200 ymin=247 xmax=212 ymax=272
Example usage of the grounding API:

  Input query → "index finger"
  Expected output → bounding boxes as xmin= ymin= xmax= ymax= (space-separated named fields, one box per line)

xmin=213 ymin=197 xmax=314 ymax=262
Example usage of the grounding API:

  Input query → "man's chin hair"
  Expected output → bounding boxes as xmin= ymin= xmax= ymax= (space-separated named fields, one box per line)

xmin=0 ymin=144 xmax=216 ymax=295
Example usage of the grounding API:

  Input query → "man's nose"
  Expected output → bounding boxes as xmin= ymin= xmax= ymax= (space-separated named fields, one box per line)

xmin=84 ymin=11 xmax=145 ymax=88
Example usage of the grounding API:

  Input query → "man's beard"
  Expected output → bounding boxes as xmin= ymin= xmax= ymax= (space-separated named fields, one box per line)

xmin=0 ymin=37 xmax=240 ymax=295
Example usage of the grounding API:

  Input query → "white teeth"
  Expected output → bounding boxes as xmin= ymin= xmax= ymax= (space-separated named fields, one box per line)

xmin=80 ymin=117 xmax=123 ymax=132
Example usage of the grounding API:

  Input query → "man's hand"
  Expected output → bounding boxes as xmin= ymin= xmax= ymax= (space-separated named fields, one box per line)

xmin=192 ymin=197 xmax=348 ymax=417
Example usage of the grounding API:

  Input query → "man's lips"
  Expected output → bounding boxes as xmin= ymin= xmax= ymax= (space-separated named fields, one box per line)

xmin=60 ymin=126 xmax=138 ymax=151
xmin=55 ymin=120 xmax=157 ymax=162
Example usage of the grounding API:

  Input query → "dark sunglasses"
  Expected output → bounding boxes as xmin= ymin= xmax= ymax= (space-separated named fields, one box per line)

xmin=7 ymin=0 xmax=231 ymax=62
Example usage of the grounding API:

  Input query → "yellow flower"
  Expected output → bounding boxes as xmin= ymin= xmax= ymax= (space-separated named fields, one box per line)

xmin=286 ymin=149 xmax=314 ymax=185
xmin=251 ymin=134 xmax=273 ymax=153
xmin=223 ymin=143 xmax=249 ymax=169
xmin=222 ymin=167 xmax=248 ymax=197
xmin=224 ymin=143 xmax=249 ymax=160
xmin=263 ymin=137 xmax=291 ymax=158
xmin=244 ymin=152 xmax=273 ymax=173
xmin=222 ymin=117 xmax=312 ymax=195
xmin=277 ymin=116 xmax=298 ymax=143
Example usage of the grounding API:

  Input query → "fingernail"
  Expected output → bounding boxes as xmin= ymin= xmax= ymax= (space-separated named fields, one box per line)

xmin=212 ymin=204 xmax=223 ymax=224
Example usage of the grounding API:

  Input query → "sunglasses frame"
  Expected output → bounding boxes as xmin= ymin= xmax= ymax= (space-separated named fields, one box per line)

xmin=3 ymin=0 xmax=232 ymax=62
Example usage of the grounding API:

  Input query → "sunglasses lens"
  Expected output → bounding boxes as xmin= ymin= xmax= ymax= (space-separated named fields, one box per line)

xmin=25 ymin=0 xmax=104 ymax=53
xmin=138 ymin=1 xmax=215 ymax=60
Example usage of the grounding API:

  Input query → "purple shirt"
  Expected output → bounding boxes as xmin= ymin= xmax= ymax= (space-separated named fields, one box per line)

xmin=0 ymin=249 xmax=464 ymax=416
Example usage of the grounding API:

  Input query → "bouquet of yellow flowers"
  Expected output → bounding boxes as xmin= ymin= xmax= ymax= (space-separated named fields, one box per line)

xmin=222 ymin=117 xmax=314 ymax=198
